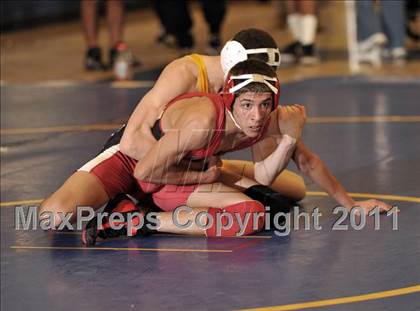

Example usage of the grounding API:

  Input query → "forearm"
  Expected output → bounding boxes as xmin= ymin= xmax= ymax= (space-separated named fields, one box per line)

xmin=120 ymin=94 xmax=161 ymax=160
xmin=304 ymin=158 xmax=355 ymax=210
xmin=136 ymin=164 xmax=211 ymax=185
xmin=120 ymin=127 xmax=155 ymax=161
xmin=254 ymin=135 xmax=297 ymax=186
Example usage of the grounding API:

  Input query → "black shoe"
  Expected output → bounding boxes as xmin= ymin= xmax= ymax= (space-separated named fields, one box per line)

xmin=85 ymin=47 xmax=106 ymax=71
xmin=281 ymin=41 xmax=303 ymax=64
xmin=82 ymin=194 xmax=130 ymax=246
xmin=300 ymin=44 xmax=320 ymax=65
xmin=82 ymin=194 xmax=157 ymax=246
xmin=100 ymin=124 xmax=126 ymax=153
xmin=156 ymin=32 xmax=177 ymax=48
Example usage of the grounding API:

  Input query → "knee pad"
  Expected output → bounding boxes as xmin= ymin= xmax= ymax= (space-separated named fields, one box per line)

xmin=244 ymin=185 xmax=296 ymax=226
xmin=206 ymin=200 xmax=265 ymax=237
xmin=244 ymin=185 xmax=295 ymax=212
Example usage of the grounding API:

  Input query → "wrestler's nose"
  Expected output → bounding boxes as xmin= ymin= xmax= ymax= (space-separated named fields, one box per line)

xmin=251 ymin=105 xmax=264 ymax=121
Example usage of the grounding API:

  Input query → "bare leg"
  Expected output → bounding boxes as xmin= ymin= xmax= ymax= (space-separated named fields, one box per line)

xmin=40 ymin=171 xmax=109 ymax=227
xmin=106 ymin=0 xmax=124 ymax=46
xmin=297 ymin=0 xmax=316 ymax=15
xmin=221 ymin=159 xmax=306 ymax=201
xmin=81 ymin=0 xmax=99 ymax=48
xmin=285 ymin=0 xmax=297 ymax=14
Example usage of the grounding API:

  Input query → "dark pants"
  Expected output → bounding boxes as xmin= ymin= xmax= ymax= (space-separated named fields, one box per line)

xmin=153 ymin=0 xmax=226 ymax=48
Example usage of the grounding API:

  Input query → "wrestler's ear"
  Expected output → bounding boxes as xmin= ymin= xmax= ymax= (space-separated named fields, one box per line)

xmin=231 ymin=95 xmax=240 ymax=111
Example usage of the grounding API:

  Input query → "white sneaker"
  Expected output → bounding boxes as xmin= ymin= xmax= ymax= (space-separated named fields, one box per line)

xmin=357 ymin=33 xmax=387 ymax=67
xmin=358 ymin=33 xmax=387 ymax=52
xmin=382 ymin=47 xmax=406 ymax=65
xmin=391 ymin=47 xmax=406 ymax=58
xmin=391 ymin=47 xmax=407 ymax=65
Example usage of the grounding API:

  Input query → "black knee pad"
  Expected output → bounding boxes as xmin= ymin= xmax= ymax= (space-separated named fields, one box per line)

xmin=244 ymin=185 xmax=296 ymax=226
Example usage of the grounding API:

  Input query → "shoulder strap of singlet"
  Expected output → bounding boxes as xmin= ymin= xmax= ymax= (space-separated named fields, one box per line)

xmin=188 ymin=54 xmax=209 ymax=93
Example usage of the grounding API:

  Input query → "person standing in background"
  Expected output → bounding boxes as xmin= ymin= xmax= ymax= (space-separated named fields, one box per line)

xmin=281 ymin=0 xmax=320 ymax=65
xmin=153 ymin=0 xmax=226 ymax=55
xmin=81 ymin=0 xmax=139 ymax=71
xmin=356 ymin=0 xmax=406 ymax=65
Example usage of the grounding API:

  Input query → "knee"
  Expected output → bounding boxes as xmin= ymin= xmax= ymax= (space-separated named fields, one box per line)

xmin=39 ymin=197 xmax=67 ymax=227
xmin=206 ymin=200 xmax=265 ymax=237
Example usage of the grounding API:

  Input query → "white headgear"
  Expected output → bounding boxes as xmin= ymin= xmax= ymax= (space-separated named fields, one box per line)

xmin=220 ymin=40 xmax=281 ymax=76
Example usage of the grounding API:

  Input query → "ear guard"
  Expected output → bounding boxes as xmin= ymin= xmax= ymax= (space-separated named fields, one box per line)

xmin=220 ymin=40 xmax=281 ymax=75
xmin=222 ymin=73 xmax=280 ymax=111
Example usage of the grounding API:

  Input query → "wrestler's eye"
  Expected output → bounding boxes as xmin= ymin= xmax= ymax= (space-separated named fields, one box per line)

xmin=240 ymin=102 xmax=253 ymax=110
xmin=261 ymin=101 xmax=271 ymax=109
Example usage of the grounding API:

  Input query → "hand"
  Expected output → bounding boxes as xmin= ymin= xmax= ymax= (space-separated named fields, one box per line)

xmin=278 ymin=105 xmax=306 ymax=140
xmin=207 ymin=155 xmax=222 ymax=169
xmin=202 ymin=156 xmax=222 ymax=183
xmin=351 ymin=199 xmax=395 ymax=215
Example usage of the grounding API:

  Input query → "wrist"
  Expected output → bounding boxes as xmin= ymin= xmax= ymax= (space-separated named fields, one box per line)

xmin=200 ymin=170 xmax=213 ymax=184
xmin=344 ymin=200 xmax=356 ymax=211
xmin=281 ymin=134 xmax=297 ymax=146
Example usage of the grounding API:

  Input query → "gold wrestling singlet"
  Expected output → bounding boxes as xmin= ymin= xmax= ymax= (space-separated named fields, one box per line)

xmin=188 ymin=54 xmax=209 ymax=92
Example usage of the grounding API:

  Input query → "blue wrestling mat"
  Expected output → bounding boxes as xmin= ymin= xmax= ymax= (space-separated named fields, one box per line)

xmin=1 ymin=75 xmax=420 ymax=310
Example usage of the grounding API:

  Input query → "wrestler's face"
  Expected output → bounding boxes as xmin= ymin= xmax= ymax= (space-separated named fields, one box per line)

xmin=232 ymin=92 xmax=272 ymax=137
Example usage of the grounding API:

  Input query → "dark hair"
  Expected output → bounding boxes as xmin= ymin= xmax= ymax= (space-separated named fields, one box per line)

xmin=228 ymin=59 xmax=277 ymax=94
xmin=233 ymin=28 xmax=278 ymax=64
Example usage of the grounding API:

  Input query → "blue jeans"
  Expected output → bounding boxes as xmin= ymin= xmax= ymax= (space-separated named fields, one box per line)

xmin=356 ymin=0 xmax=406 ymax=48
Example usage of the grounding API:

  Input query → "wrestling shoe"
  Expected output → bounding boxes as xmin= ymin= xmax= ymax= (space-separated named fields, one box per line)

xmin=82 ymin=194 xmax=157 ymax=246
xmin=100 ymin=124 xmax=126 ymax=153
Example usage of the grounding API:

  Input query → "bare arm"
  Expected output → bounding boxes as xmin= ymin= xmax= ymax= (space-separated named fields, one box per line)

xmin=252 ymin=135 xmax=297 ymax=185
xmin=134 ymin=100 xmax=217 ymax=185
xmin=120 ymin=57 xmax=197 ymax=160
xmin=252 ymin=105 xmax=305 ymax=185
xmin=293 ymin=141 xmax=355 ymax=209
xmin=293 ymin=142 xmax=393 ymax=214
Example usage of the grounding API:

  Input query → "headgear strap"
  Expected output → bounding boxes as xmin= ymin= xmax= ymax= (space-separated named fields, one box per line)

xmin=228 ymin=74 xmax=279 ymax=94
xmin=220 ymin=40 xmax=281 ymax=75
xmin=245 ymin=48 xmax=281 ymax=68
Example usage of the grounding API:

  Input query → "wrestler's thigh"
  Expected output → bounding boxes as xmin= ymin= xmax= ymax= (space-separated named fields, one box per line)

xmin=40 ymin=171 xmax=109 ymax=220
xmin=221 ymin=159 xmax=306 ymax=201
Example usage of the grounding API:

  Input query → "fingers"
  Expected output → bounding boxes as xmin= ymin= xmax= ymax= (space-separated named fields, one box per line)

xmin=281 ymin=105 xmax=305 ymax=116
xmin=354 ymin=199 xmax=397 ymax=215
xmin=367 ymin=199 xmax=393 ymax=214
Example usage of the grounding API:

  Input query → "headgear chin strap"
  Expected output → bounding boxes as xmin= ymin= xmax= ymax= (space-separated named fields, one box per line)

xmin=220 ymin=40 xmax=281 ymax=76
xmin=226 ymin=108 xmax=243 ymax=130
xmin=222 ymin=73 xmax=280 ymax=131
